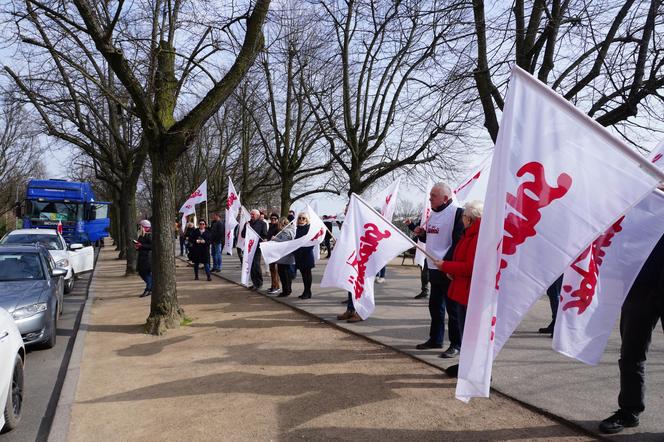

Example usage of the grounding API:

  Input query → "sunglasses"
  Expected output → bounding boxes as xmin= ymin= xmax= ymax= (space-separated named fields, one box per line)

xmin=298 ymin=217 xmax=307 ymax=220
xmin=198 ymin=222 xmax=205 ymax=225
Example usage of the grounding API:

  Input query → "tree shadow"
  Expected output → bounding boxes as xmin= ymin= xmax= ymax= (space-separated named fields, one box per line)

xmin=115 ymin=335 xmax=192 ymax=357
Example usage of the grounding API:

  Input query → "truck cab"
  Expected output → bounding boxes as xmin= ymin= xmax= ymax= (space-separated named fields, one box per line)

xmin=18 ymin=180 xmax=110 ymax=246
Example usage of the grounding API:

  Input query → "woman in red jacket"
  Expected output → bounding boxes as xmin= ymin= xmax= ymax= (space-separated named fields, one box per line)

xmin=433 ymin=200 xmax=483 ymax=346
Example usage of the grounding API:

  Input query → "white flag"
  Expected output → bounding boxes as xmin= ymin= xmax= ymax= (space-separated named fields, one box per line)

xmin=261 ymin=205 xmax=326 ymax=265
xmin=380 ymin=177 xmax=401 ymax=222
xmin=240 ymin=225 xmax=260 ymax=287
xmin=456 ymin=67 xmax=662 ymax=402
xmin=553 ymin=142 xmax=664 ymax=364
xmin=553 ymin=190 xmax=664 ymax=364
xmin=320 ymin=194 xmax=412 ymax=319
xmin=414 ymin=177 xmax=433 ymax=268
xmin=235 ymin=206 xmax=251 ymax=250
xmin=179 ymin=180 xmax=207 ymax=213
xmin=223 ymin=179 xmax=241 ymax=255
xmin=454 ymin=154 xmax=492 ymax=204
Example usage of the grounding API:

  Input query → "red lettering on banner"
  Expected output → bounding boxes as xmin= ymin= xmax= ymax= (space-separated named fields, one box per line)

xmin=490 ymin=316 xmax=497 ymax=342
xmin=310 ymin=228 xmax=324 ymax=242
xmin=346 ymin=223 xmax=392 ymax=300
xmin=652 ymin=153 xmax=662 ymax=164
xmin=455 ymin=171 xmax=481 ymax=194
xmin=189 ymin=189 xmax=203 ymax=199
xmin=226 ymin=193 xmax=238 ymax=210
xmin=562 ymin=217 xmax=624 ymax=314
xmin=496 ymin=162 xmax=573 ymax=289
xmin=247 ymin=239 xmax=255 ymax=254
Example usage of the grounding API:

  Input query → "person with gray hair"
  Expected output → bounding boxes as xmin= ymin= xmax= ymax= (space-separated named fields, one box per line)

xmin=411 ymin=182 xmax=465 ymax=358
xmin=241 ymin=209 xmax=268 ymax=290
xmin=433 ymin=200 xmax=483 ymax=373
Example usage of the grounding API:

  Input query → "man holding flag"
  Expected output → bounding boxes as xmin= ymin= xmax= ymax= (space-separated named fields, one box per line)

xmin=411 ymin=182 xmax=465 ymax=358
xmin=241 ymin=209 xmax=268 ymax=290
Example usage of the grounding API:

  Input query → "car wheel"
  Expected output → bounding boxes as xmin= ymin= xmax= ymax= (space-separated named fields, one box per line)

xmin=64 ymin=275 xmax=75 ymax=294
xmin=1 ymin=354 xmax=24 ymax=433
xmin=42 ymin=309 xmax=57 ymax=349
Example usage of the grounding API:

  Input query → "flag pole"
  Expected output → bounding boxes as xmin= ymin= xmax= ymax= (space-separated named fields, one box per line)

xmin=352 ymin=193 xmax=439 ymax=262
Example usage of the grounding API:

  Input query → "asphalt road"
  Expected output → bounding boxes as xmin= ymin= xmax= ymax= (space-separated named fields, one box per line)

xmin=1 ymin=249 xmax=98 ymax=442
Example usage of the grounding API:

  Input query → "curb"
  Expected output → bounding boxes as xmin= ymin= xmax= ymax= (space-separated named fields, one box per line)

xmin=47 ymin=251 xmax=101 ymax=442
xmin=193 ymin=256 xmax=606 ymax=441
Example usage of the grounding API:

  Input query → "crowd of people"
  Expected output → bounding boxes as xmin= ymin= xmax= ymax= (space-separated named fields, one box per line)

xmin=133 ymin=179 xmax=662 ymax=436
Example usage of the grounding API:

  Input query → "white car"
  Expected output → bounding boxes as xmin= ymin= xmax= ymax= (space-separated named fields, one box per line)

xmin=0 ymin=306 xmax=24 ymax=432
xmin=0 ymin=229 xmax=94 ymax=293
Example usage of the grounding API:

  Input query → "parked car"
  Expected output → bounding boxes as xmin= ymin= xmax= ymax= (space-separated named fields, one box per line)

xmin=0 ymin=245 xmax=66 ymax=349
xmin=0 ymin=229 xmax=94 ymax=293
xmin=0 ymin=306 xmax=25 ymax=433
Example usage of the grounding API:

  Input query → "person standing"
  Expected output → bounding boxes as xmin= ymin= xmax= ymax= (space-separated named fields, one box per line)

xmin=135 ymin=220 xmax=152 ymax=298
xmin=271 ymin=217 xmax=295 ymax=297
xmin=184 ymin=221 xmax=196 ymax=260
xmin=293 ymin=212 xmax=315 ymax=299
xmin=177 ymin=221 xmax=186 ymax=256
xmin=209 ymin=212 xmax=224 ymax=272
xmin=322 ymin=215 xmax=334 ymax=258
xmin=241 ymin=209 xmax=268 ymax=290
xmin=599 ymin=232 xmax=664 ymax=434
xmin=266 ymin=213 xmax=282 ymax=294
xmin=287 ymin=210 xmax=296 ymax=222
xmin=411 ymin=182 xmax=464 ymax=357
xmin=190 ymin=220 xmax=212 ymax=281
xmin=434 ymin=201 xmax=483 ymax=372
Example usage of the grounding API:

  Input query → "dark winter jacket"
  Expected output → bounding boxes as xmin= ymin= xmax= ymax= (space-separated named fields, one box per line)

xmin=293 ymin=224 xmax=315 ymax=270
xmin=267 ymin=223 xmax=280 ymax=241
xmin=241 ymin=219 xmax=268 ymax=252
xmin=209 ymin=219 xmax=224 ymax=245
xmin=136 ymin=233 xmax=152 ymax=273
xmin=189 ymin=229 xmax=212 ymax=264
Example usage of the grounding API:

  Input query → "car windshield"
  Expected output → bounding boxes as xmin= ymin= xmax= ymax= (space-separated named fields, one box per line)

xmin=1 ymin=234 xmax=64 ymax=250
xmin=0 ymin=253 xmax=44 ymax=281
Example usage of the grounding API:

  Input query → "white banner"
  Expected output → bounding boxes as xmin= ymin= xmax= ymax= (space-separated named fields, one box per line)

xmin=223 ymin=179 xmax=241 ymax=255
xmin=454 ymin=154 xmax=492 ymax=204
xmin=553 ymin=190 xmax=664 ymax=364
xmin=240 ymin=225 xmax=260 ymax=287
xmin=261 ymin=205 xmax=326 ymax=265
xmin=320 ymin=194 xmax=412 ymax=319
xmin=553 ymin=142 xmax=664 ymax=364
xmin=414 ymin=177 xmax=433 ymax=268
xmin=179 ymin=180 xmax=207 ymax=214
xmin=380 ymin=177 xmax=401 ymax=222
xmin=456 ymin=67 xmax=662 ymax=402
xmin=235 ymin=206 xmax=251 ymax=250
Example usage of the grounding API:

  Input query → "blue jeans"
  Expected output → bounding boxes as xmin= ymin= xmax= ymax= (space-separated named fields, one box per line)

xmin=139 ymin=271 xmax=152 ymax=291
xmin=546 ymin=275 xmax=563 ymax=326
xmin=428 ymin=269 xmax=460 ymax=348
xmin=194 ymin=262 xmax=210 ymax=278
xmin=377 ymin=267 xmax=386 ymax=278
xmin=211 ymin=243 xmax=222 ymax=270
xmin=456 ymin=303 xmax=467 ymax=344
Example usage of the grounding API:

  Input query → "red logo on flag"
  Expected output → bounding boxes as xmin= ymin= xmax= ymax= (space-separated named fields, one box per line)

xmin=310 ymin=228 xmax=325 ymax=242
xmin=496 ymin=162 xmax=573 ymax=289
xmin=562 ymin=216 xmax=624 ymax=314
xmin=653 ymin=153 xmax=662 ymax=164
xmin=346 ymin=223 xmax=392 ymax=300
xmin=455 ymin=170 xmax=481 ymax=194
xmin=189 ymin=189 xmax=203 ymax=199
xmin=247 ymin=239 xmax=255 ymax=254
xmin=226 ymin=193 xmax=238 ymax=210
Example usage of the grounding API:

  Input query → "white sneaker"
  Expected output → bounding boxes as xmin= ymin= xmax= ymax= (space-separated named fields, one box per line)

xmin=271 ymin=288 xmax=282 ymax=295
xmin=376 ymin=277 xmax=385 ymax=284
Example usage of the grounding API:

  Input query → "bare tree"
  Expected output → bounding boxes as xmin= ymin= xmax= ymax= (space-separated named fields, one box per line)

xmin=308 ymin=0 xmax=471 ymax=196
xmin=469 ymin=0 xmax=664 ymax=144
xmin=4 ymin=0 xmax=271 ymax=334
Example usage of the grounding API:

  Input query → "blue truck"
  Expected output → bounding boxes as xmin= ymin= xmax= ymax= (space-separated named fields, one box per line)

xmin=17 ymin=180 xmax=111 ymax=245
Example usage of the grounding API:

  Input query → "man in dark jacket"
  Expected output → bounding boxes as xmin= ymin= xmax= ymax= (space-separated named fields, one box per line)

xmin=209 ymin=212 xmax=224 ymax=272
xmin=135 ymin=220 xmax=152 ymax=298
xmin=322 ymin=215 xmax=334 ymax=258
xmin=599 ymin=232 xmax=664 ymax=434
xmin=241 ymin=209 xmax=268 ymax=290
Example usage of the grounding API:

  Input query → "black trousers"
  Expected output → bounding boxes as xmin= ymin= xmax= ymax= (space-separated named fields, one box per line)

xmin=428 ymin=269 xmax=460 ymax=348
xmin=277 ymin=264 xmax=292 ymax=296
xmin=250 ymin=249 xmax=263 ymax=288
xmin=421 ymin=261 xmax=429 ymax=293
xmin=300 ymin=268 xmax=313 ymax=296
xmin=618 ymin=282 xmax=664 ymax=414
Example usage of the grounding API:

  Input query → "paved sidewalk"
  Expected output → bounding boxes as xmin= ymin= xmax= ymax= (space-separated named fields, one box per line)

xmin=212 ymin=253 xmax=664 ymax=440
xmin=60 ymin=247 xmax=594 ymax=441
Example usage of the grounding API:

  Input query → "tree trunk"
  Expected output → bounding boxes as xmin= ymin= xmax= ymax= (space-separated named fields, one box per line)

xmin=144 ymin=147 xmax=183 ymax=335
xmin=279 ymin=174 xmax=293 ymax=216
xmin=120 ymin=180 xmax=139 ymax=275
